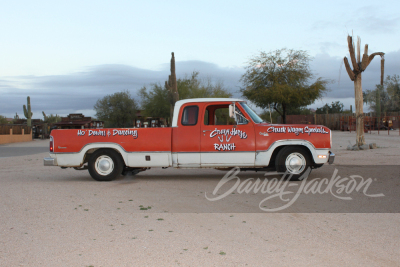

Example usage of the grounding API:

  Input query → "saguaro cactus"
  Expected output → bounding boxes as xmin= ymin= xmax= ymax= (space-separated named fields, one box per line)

xmin=165 ymin=52 xmax=179 ymax=121
xmin=42 ymin=111 xmax=48 ymax=136
xmin=23 ymin=96 xmax=33 ymax=127
xmin=344 ymin=36 xmax=384 ymax=147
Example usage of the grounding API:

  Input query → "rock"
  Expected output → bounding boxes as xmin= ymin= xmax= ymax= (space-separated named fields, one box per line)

xmin=369 ymin=143 xmax=377 ymax=149
xmin=347 ymin=144 xmax=362 ymax=151
xmin=359 ymin=144 xmax=369 ymax=150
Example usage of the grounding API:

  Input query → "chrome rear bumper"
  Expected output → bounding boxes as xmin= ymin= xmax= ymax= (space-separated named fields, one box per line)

xmin=44 ymin=157 xmax=57 ymax=166
xmin=328 ymin=151 xmax=335 ymax=164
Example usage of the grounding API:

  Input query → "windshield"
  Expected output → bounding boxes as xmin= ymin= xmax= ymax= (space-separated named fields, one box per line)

xmin=239 ymin=102 xmax=264 ymax=123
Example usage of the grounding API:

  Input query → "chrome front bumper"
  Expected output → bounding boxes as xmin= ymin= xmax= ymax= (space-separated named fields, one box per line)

xmin=328 ymin=151 xmax=335 ymax=164
xmin=44 ymin=157 xmax=57 ymax=166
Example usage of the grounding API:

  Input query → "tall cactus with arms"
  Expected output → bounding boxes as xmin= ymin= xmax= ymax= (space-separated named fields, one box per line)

xmin=344 ymin=35 xmax=384 ymax=147
xmin=23 ymin=96 xmax=33 ymax=127
xmin=165 ymin=52 xmax=179 ymax=122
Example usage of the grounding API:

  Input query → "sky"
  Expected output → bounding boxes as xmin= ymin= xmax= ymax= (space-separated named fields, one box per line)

xmin=1 ymin=0 xmax=399 ymax=119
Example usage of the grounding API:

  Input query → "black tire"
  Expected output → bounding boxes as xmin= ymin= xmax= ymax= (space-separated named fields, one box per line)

xmin=275 ymin=146 xmax=312 ymax=181
xmin=88 ymin=149 xmax=124 ymax=181
xmin=313 ymin=163 xmax=324 ymax=169
xmin=121 ymin=167 xmax=145 ymax=176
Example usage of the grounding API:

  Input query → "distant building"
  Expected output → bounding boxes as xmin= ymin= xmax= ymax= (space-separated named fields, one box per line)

xmin=134 ymin=110 xmax=168 ymax=128
xmin=13 ymin=119 xmax=46 ymax=138
xmin=53 ymin=114 xmax=104 ymax=129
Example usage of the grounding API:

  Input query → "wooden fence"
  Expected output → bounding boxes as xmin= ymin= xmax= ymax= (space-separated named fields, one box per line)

xmin=0 ymin=125 xmax=32 ymax=144
xmin=0 ymin=125 xmax=32 ymax=135
xmin=283 ymin=113 xmax=400 ymax=131
xmin=283 ymin=114 xmax=342 ymax=129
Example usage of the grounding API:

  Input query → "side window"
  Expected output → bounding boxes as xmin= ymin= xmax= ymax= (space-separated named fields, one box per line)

xmin=215 ymin=108 xmax=235 ymax=125
xmin=204 ymin=105 xmax=236 ymax=125
xmin=181 ymin=105 xmax=199 ymax=126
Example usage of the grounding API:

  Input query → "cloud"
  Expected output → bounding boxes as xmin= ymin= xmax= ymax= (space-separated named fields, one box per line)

xmin=311 ymin=49 xmax=400 ymax=99
xmin=317 ymin=42 xmax=344 ymax=54
xmin=346 ymin=15 xmax=400 ymax=35
xmin=0 ymin=62 xmax=244 ymax=119
xmin=1 ymin=50 xmax=399 ymax=118
xmin=312 ymin=6 xmax=400 ymax=35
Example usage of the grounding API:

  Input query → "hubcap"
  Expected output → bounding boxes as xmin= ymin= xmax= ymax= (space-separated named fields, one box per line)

xmin=94 ymin=155 xmax=114 ymax=176
xmin=285 ymin=152 xmax=306 ymax=174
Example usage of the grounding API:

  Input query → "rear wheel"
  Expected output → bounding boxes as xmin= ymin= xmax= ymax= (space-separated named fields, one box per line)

xmin=275 ymin=146 xmax=312 ymax=181
xmin=88 ymin=149 xmax=123 ymax=181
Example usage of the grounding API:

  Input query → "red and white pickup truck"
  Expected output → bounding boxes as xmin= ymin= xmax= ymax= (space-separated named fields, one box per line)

xmin=44 ymin=98 xmax=334 ymax=181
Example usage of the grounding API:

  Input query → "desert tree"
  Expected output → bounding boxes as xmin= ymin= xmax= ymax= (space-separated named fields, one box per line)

xmin=139 ymin=71 xmax=232 ymax=123
xmin=94 ymin=90 xmax=137 ymax=128
xmin=241 ymin=48 xmax=329 ymax=123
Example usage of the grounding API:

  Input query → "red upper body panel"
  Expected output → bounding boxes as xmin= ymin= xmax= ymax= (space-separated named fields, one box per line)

xmin=51 ymin=101 xmax=331 ymax=154
xmin=51 ymin=128 xmax=172 ymax=153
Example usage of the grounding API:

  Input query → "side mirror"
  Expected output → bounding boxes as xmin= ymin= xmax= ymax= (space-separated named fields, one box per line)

xmin=229 ymin=104 xmax=235 ymax=118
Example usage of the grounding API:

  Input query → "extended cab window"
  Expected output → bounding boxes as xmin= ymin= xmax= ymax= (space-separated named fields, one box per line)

xmin=181 ymin=105 xmax=199 ymax=126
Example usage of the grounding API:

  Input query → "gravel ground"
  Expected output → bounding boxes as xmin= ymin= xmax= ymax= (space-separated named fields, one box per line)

xmin=0 ymin=131 xmax=399 ymax=266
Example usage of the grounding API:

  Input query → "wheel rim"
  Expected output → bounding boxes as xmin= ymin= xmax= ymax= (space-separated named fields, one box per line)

xmin=285 ymin=152 xmax=306 ymax=174
xmin=94 ymin=155 xmax=114 ymax=176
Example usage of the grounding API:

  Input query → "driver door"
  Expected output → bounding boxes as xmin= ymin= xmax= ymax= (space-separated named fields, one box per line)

xmin=200 ymin=103 xmax=255 ymax=167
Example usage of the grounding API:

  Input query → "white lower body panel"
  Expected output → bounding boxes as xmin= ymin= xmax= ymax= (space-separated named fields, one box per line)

xmin=176 ymin=153 xmax=201 ymax=168
xmin=127 ymin=152 xmax=171 ymax=167
xmin=201 ymin=152 xmax=255 ymax=167
xmin=172 ymin=152 xmax=255 ymax=168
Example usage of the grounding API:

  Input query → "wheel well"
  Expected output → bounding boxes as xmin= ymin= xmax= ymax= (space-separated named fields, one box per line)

xmin=268 ymin=145 xmax=315 ymax=167
xmin=83 ymin=148 xmax=126 ymax=166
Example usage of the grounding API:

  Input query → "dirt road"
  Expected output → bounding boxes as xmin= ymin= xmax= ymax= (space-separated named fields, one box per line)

xmin=0 ymin=131 xmax=399 ymax=266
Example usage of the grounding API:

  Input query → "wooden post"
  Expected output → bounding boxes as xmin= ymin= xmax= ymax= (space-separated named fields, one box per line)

xmin=378 ymin=116 xmax=380 ymax=135
xmin=369 ymin=115 xmax=371 ymax=134
xmin=348 ymin=116 xmax=350 ymax=132
xmin=388 ymin=116 xmax=390 ymax=135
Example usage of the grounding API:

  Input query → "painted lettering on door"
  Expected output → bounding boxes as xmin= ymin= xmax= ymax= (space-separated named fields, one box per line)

xmin=209 ymin=128 xmax=247 ymax=151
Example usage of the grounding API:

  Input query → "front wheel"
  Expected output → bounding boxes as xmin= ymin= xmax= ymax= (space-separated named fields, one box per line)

xmin=275 ymin=146 xmax=312 ymax=181
xmin=88 ymin=149 xmax=123 ymax=181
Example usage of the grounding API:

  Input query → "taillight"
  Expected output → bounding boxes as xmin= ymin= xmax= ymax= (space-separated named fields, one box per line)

xmin=50 ymin=136 xmax=54 ymax=152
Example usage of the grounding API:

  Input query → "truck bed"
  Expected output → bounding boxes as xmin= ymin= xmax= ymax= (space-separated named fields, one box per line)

xmin=51 ymin=128 xmax=172 ymax=154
